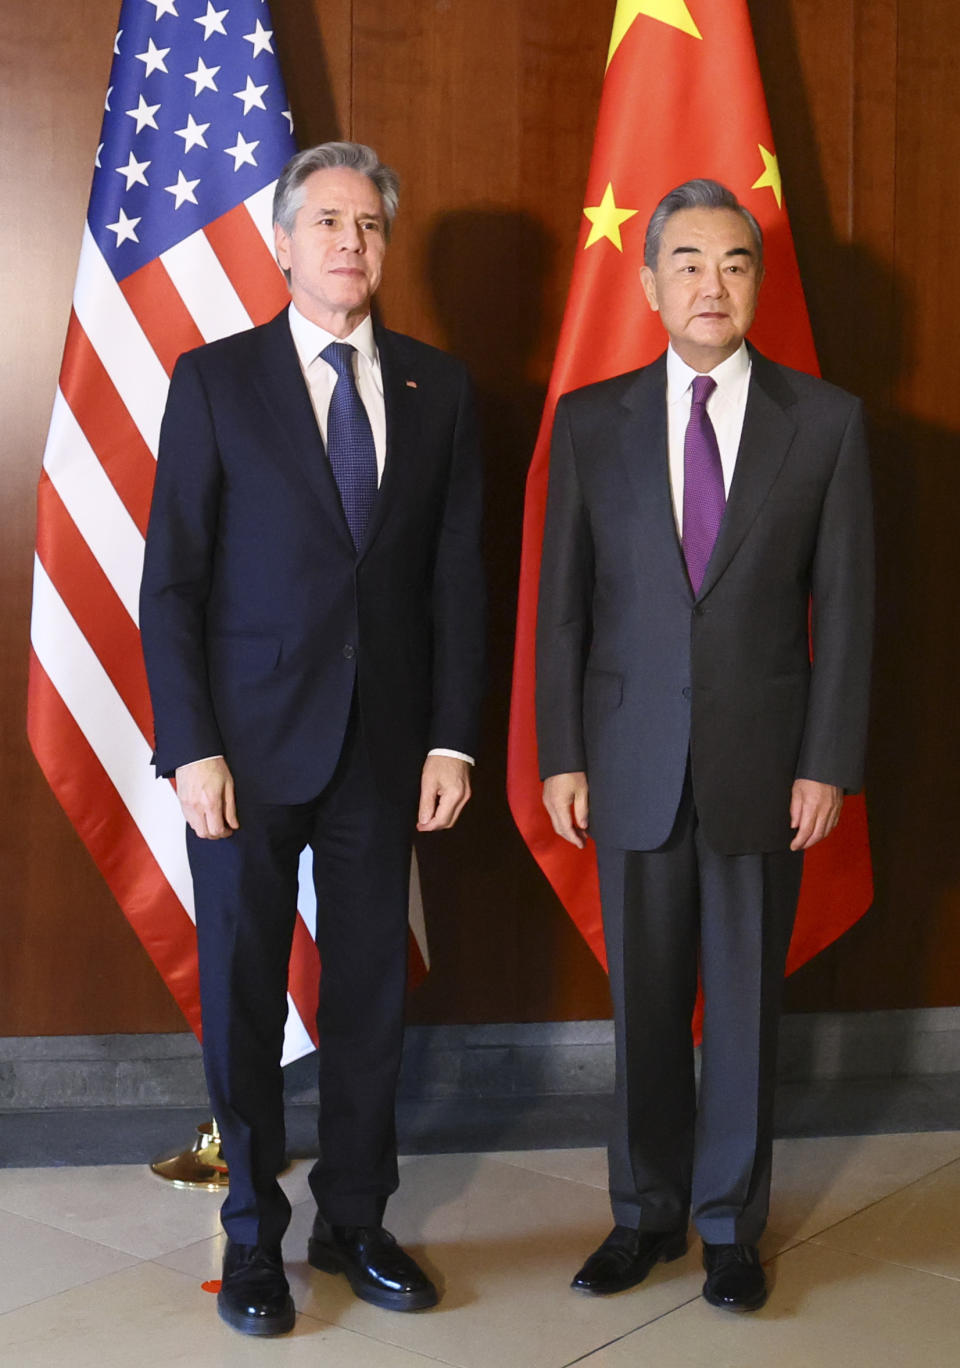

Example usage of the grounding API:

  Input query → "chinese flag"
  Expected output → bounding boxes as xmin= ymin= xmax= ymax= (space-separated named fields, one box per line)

xmin=507 ymin=0 xmax=873 ymax=1001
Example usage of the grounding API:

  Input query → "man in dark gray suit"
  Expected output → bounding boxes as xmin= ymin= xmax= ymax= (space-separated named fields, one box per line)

xmin=536 ymin=180 xmax=873 ymax=1312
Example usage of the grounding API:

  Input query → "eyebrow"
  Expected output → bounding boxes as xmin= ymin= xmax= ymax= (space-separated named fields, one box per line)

xmin=670 ymin=245 xmax=754 ymax=258
xmin=313 ymin=206 xmax=384 ymax=221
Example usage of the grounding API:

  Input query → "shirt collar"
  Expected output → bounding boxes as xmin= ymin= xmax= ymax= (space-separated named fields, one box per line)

xmin=666 ymin=340 xmax=750 ymax=405
xmin=287 ymin=302 xmax=379 ymax=373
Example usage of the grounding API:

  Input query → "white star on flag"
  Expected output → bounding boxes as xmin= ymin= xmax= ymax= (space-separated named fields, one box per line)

xmin=136 ymin=38 xmax=171 ymax=77
xmin=113 ymin=29 xmax=122 ymax=55
xmin=105 ymin=208 xmax=142 ymax=245
xmin=146 ymin=0 xmax=179 ymax=18
xmin=95 ymin=142 xmax=103 ymax=168
xmin=224 ymin=131 xmax=259 ymax=169
xmin=126 ymin=95 xmax=161 ymax=132
xmin=104 ymin=85 xmax=113 ymax=111
xmin=244 ymin=19 xmax=274 ymax=56
xmin=164 ymin=170 xmax=201 ymax=209
xmin=174 ymin=113 xmax=210 ymax=152
xmin=233 ymin=75 xmax=268 ymax=114
xmin=115 ymin=152 xmax=151 ymax=190
xmin=282 ymin=109 xmax=293 ymax=132
xmin=195 ymin=4 xmax=229 ymax=40
xmin=185 ymin=57 xmax=220 ymax=95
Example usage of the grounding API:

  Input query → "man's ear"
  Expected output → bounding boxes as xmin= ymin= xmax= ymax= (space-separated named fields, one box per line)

xmin=274 ymin=222 xmax=291 ymax=273
xmin=639 ymin=264 xmax=659 ymax=313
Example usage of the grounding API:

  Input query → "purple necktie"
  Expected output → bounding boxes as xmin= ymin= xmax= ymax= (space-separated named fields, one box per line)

xmin=682 ymin=374 xmax=725 ymax=594
xmin=322 ymin=341 xmax=378 ymax=550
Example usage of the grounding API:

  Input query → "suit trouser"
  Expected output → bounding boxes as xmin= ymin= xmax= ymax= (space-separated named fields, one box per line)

xmin=596 ymin=774 xmax=803 ymax=1245
xmin=187 ymin=709 xmax=414 ymax=1249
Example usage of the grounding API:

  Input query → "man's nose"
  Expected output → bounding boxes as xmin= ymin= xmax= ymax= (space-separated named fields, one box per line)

xmin=701 ymin=266 xmax=726 ymax=297
xmin=338 ymin=222 xmax=364 ymax=252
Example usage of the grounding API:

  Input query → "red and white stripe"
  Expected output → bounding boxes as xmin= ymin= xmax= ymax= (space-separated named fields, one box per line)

xmin=29 ymin=194 xmax=427 ymax=1064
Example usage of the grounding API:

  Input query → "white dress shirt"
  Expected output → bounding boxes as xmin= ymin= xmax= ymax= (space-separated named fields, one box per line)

xmin=665 ymin=341 xmax=752 ymax=533
xmin=287 ymin=303 xmax=387 ymax=483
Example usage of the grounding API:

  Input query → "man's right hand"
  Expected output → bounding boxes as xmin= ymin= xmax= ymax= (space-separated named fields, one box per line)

xmin=175 ymin=756 xmax=239 ymax=839
xmin=542 ymin=771 xmax=590 ymax=848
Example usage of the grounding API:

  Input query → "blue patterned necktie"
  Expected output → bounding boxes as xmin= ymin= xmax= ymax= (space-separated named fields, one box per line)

xmin=321 ymin=341 xmax=378 ymax=549
xmin=682 ymin=374 xmax=726 ymax=594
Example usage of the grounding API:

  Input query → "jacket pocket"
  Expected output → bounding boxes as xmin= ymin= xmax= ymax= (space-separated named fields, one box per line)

xmin=208 ymin=633 xmax=281 ymax=679
xmin=584 ymin=667 xmax=623 ymax=712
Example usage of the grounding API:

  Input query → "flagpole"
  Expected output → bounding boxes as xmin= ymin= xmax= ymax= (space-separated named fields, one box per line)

xmin=150 ymin=1118 xmax=229 ymax=1191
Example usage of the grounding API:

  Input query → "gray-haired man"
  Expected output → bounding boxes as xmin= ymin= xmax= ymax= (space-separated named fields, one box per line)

xmin=141 ymin=142 xmax=485 ymax=1334
xmin=537 ymin=180 xmax=872 ymax=1311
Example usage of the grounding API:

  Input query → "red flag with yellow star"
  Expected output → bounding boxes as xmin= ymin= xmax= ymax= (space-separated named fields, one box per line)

xmin=507 ymin=0 xmax=873 ymax=999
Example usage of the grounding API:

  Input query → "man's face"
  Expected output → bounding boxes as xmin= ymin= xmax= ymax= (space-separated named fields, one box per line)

xmin=639 ymin=206 xmax=763 ymax=371
xmin=274 ymin=166 xmax=387 ymax=334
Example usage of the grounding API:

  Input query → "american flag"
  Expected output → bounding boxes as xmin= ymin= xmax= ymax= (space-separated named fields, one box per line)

xmin=27 ymin=0 xmax=429 ymax=1064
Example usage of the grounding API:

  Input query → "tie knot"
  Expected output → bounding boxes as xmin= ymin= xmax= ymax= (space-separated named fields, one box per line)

xmin=321 ymin=341 xmax=355 ymax=377
xmin=691 ymin=374 xmax=717 ymax=407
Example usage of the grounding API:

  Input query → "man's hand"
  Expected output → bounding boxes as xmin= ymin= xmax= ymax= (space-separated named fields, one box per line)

xmin=789 ymin=778 xmax=843 ymax=851
xmin=542 ymin=771 xmax=590 ymax=848
xmin=417 ymin=755 xmax=472 ymax=832
xmin=175 ymin=756 xmax=239 ymax=839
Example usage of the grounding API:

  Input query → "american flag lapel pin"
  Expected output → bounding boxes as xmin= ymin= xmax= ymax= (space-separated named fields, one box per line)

xmin=405 ymin=379 xmax=418 ymax=388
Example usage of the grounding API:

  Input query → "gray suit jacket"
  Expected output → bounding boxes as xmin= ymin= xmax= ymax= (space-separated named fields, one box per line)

xmin=535 ymin=346 xmax=874 ymax=855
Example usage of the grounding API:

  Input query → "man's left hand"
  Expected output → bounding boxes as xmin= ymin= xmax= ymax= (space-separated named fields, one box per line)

xmin=789 ymin=778 xmax=844 ymax=851
xmin=417 ymin=755 xmax=472 ymax=832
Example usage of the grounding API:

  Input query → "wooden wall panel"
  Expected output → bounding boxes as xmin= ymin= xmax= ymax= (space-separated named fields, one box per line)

xmin=2 ymin=0 xmax=958 ymax=1034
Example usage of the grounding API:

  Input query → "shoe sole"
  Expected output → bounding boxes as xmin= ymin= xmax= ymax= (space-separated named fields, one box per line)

xmin=216 ymin=1291 xmax=296 ymax=1336
xmin=572 ymin=1232 xmax=688 ymax=1295
xmin=307 ymin=1239 xmax=438 ymax=1312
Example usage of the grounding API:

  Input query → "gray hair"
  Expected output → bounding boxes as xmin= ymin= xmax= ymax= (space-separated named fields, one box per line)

xmin=644 ymin=179 xmax=763 ymax=269
xmin=272 ymin=141 xmax=400 ymax=239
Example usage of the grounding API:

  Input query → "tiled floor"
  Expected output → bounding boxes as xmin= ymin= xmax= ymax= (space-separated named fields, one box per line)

xmin=1 ymin=1132 xmax=959 ymax=1366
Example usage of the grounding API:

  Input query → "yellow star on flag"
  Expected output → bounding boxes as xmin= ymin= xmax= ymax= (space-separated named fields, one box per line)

xmin=583 ymin=183 xmax=639 ymax=252
xmin=607 ymin=0 xmax=702 ymax=69
xmin=751 ymin=144 xmax=782 ymax=208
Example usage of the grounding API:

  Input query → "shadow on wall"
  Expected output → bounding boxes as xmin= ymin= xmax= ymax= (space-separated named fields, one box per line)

xmin=403 ymin=206 xmax=610 ymax=1023
xmin=786 ymin=240 xmax=960 ymax=1033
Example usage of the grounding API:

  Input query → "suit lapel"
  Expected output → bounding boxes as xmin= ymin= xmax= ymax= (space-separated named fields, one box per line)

xmin=618 ymin=355 xmax=693 ymax=595
xmin=359 ymin=325 xmax=420 ymax=558
xmin=697 ymin=348 xmax=797 ymax=599
xmin=251 ymin=311 xmax=355 ymax=551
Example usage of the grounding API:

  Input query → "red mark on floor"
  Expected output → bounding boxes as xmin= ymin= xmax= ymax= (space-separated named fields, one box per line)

xmin=201 ymin=1279 xmax=222 ymax=1294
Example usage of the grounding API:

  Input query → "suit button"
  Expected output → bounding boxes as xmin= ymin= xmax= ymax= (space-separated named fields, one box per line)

xmin=682 ymin=686 xmax=691 ymax=699
xmin=693 ymin=604 xmax=706 ymax=617
xmin=342 ymin=645 xmax=355 ymax=659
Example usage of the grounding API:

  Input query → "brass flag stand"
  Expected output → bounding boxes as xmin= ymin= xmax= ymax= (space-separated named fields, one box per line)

xmin=150 ymin=1119 xmax=229 ymax=1191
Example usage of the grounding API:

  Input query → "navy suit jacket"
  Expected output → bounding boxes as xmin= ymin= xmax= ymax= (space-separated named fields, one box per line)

xmin=535 ymin=347 xmax=874 ymax=855
xmin=140 ymin=309 xmax=485 ymax=807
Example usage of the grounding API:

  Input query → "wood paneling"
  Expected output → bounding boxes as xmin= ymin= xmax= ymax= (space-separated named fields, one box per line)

xmin=1 ymin=0 xmax=958 ymax=1034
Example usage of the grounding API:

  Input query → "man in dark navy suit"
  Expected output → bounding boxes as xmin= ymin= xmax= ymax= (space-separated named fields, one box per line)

xmin=140 ymin=142 xmax=484 ymax=1336
xmin=537 ymin=180 xmax=872 ymax=1313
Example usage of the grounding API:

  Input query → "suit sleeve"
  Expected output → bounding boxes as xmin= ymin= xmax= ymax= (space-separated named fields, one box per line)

xmin=796 ymin=397 xmax=874 ymax=790
xmin=535 ymin=395 xmax=594 ymax=779
xmin=139 ymin=352 xmax=225 ymax=776
xmin=427 ymin=365 xmax=486 ymax=757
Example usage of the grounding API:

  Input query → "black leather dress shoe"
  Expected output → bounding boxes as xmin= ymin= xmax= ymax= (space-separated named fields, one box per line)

xmin=701 ymin=1242 xmax=767 ymax=1312
xmin=307 ymin=1217 xmax=438 ymax=1311
xmin=217 ymin=1240 xmax=295 ymax=1336
xmin=571 ymin=1224 xmax=687 ymax=1294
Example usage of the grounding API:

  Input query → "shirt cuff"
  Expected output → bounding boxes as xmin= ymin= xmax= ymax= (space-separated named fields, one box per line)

xmin=427 ymin=748 xmax=475 ymax=766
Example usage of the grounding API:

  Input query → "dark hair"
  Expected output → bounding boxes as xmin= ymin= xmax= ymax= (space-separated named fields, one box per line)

xmin=644 ymin=179 xmax=763 ymax=268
